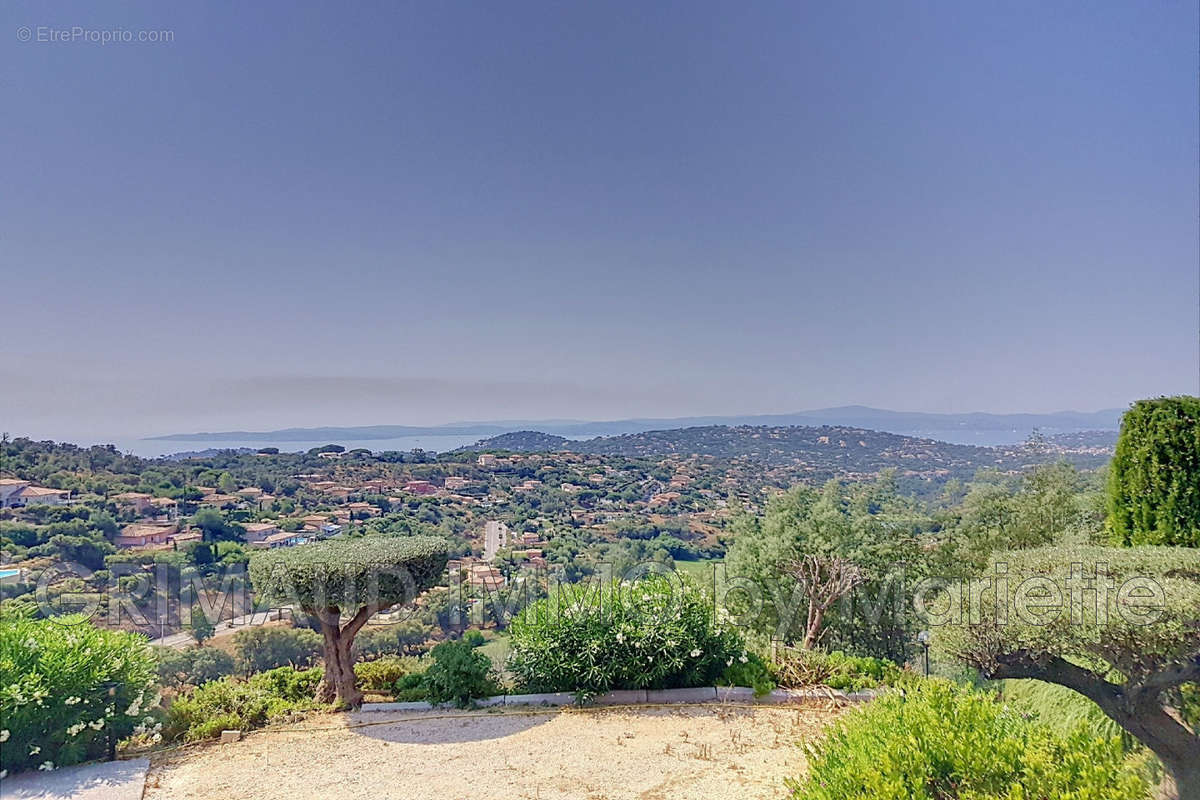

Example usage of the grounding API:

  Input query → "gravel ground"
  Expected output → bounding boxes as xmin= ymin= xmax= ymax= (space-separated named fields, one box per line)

xmin=144 ymin=704 xmax=841 ymax=800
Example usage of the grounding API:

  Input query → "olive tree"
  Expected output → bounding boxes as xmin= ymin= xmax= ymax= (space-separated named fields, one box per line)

xmin=935 ymin=546 xmax=1200 ymax=798
xmin=249 ymin=536 xmax=448 ymax=708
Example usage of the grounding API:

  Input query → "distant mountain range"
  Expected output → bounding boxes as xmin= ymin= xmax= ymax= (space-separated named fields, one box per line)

xmin=457 ymin=425 xmax=1114 ymax=471
xmin=148 ymin=405 xmax=1124 ymax=446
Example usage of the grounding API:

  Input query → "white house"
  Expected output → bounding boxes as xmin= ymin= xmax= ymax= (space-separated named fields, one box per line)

xmin=0 ymin=479 xmax=71 ymax=508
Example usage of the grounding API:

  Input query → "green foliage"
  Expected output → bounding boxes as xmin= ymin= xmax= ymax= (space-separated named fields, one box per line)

xmin=353 ymin=620 xmax=432 ymax=659
xmin=154 ymin=646 xmax=236 ymax=689
xmin=789 ymin=680 xmax=1149 ymax=800
xmin=189 ymin=606 xmax=215 ymax=645
xmin=0 ymin=609 xmax=157 ymax=774
xmin=774 ymin=648 xmax=901 ymax=693
xmin=248 ymin=536 xmax=449 ymax=612
xmin=421 ymin=640 xmax=498 ymax=708
xmin=724 ymin=478 xmax=934 ymax=661
xmin=718 ymin=650 xmax=775 ymax=696
xmin=507 ymin=575 xmax=748 ymax=694
xmin=1000 ymin=679 xmax=1125 ymax=743
xmin=231 ymin=627 xmax=322 ymax=675
xmin=936 ymin=546 xmax=1200 ymax=688
xmin=354 ymin=655 xmax=425 ymax=693
xmin=1108 ymin=396 xmax=1200 ymax=547
xmin=461 ymin=629 xmax=486 ymax=647
xmin=164 ymin=666 xmax=324 ymax=742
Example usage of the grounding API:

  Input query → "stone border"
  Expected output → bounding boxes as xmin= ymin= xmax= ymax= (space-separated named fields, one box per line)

xmin=360 ymin=686 xmax=878 ymax=713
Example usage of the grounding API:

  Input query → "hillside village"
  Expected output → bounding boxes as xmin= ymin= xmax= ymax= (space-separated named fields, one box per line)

xmin=0 ymin=426 xmax=1112 ymax=639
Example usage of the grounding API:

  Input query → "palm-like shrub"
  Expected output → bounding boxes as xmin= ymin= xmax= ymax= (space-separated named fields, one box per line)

xmin=0 ymin=609 xmax=156 ymax=774
xmin=789 ymin=680 xmax=1149 ymax=799
xmin=507 ymin=575 xmax=749 ymax=694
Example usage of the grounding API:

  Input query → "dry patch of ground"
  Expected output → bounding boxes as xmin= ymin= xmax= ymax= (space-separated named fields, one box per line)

xmin=144 ymin=703 xmax=842 ymax=800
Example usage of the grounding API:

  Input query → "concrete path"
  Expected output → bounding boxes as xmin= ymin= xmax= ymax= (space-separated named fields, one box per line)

xmin=0 ymin=757 xmax=149 ymax=800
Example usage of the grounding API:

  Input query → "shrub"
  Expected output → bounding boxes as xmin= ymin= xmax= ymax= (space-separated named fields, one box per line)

xmin=0 ymin=609 xmax=157 ymax=774
xmin=461 ymin=629 xmax=486 ymax=648
xmin=421 ymin=641 xmax=499 ymax=708
xmin=164 ymin=666 xmax=324 ymax=741
xmin=231 ymin=627 xmax=322 ymax=675
xmin=354 ymin=656 xmax=425 ymax=693
xmin=774 ymin=648 xmax=901 ymax=693
xmin=393 ymin=672 xmax=428 ymax=702
xmin=788 ymin=680 xmax=1149 ymax=800
xmin=508 ymin=575 xmax=748 ymax=694
xmin=718 ymin=650 xmax=775 ymax=696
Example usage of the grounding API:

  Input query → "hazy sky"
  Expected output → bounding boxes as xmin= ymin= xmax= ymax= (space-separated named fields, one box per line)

xmin=3 ymin=1 xmax=1198 ymax=441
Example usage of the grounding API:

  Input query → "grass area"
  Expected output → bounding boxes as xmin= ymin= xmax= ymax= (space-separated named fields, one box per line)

xmin=477 ymin=633 xmax=511 ymax=672
xmin=673 ymin=558 xmax=724 ymax=582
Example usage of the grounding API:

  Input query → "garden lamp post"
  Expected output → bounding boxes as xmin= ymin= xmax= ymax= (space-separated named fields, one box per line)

xmin=917 ymin=630 xmax=930 ymax=677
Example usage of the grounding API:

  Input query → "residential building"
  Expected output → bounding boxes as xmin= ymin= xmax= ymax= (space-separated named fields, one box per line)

xmin=112 ymin=492 xmax=154 ymax=513
xmin=243 ymin=522 xmax=281 ymax=544
xmin=0 ymin=480 xmax=71 ymax=508
xmin=115 ymin=523 xmax=178 ymax=548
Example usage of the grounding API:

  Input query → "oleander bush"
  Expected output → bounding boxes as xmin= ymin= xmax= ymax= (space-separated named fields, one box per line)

xmin=774 ymin=647 xmax=901 ymax=693
xmin=0 ymin=609 xmax=157 ymax=774
xmin=164 ymin=666 xmax=325 ymax=741
xmin=787 ymin=680 xmax=1150 ymax=800
xmin=507 ymin=575 xmax=751 ymax=694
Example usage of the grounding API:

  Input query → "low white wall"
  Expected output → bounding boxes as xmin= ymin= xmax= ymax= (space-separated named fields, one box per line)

xmin=359 ymin=686 xmax=878 ymax=713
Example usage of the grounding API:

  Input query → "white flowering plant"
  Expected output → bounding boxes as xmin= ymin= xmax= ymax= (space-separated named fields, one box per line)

xmin=507 ymin=575 xmax=766 ymax=694
xmin=0 ymin=608 xmax=156 ymax=775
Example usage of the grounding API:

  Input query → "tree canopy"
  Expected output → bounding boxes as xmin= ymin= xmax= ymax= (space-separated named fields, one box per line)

xmin=249 ymin=535 xmax=449 ymax=612
xmin=935 ymin=545 xmax=1200 ymax=796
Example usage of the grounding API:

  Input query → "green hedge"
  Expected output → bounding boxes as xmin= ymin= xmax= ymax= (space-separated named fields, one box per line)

xmin=1108 ymin=396 xmax=1200 ymax=547
xmin=788 ymin=680 xmax=1149 ymax=799
xmin=0 ymin=610 xmax=156 ymax=774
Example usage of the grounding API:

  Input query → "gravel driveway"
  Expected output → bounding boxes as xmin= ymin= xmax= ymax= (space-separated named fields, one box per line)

xmin=144 ymin=704 xmax=840 ymax=800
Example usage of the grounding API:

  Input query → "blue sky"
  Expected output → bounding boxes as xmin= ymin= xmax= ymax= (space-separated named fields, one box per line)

xmin=2 ymin=1 xmax=1197 ymax=440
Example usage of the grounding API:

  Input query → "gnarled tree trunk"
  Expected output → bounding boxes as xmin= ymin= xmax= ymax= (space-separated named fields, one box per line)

xmin=988 ymin=655 xmax=1200 ymax=800
xmin=308 ymin=603 xmax=382 ymax=709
